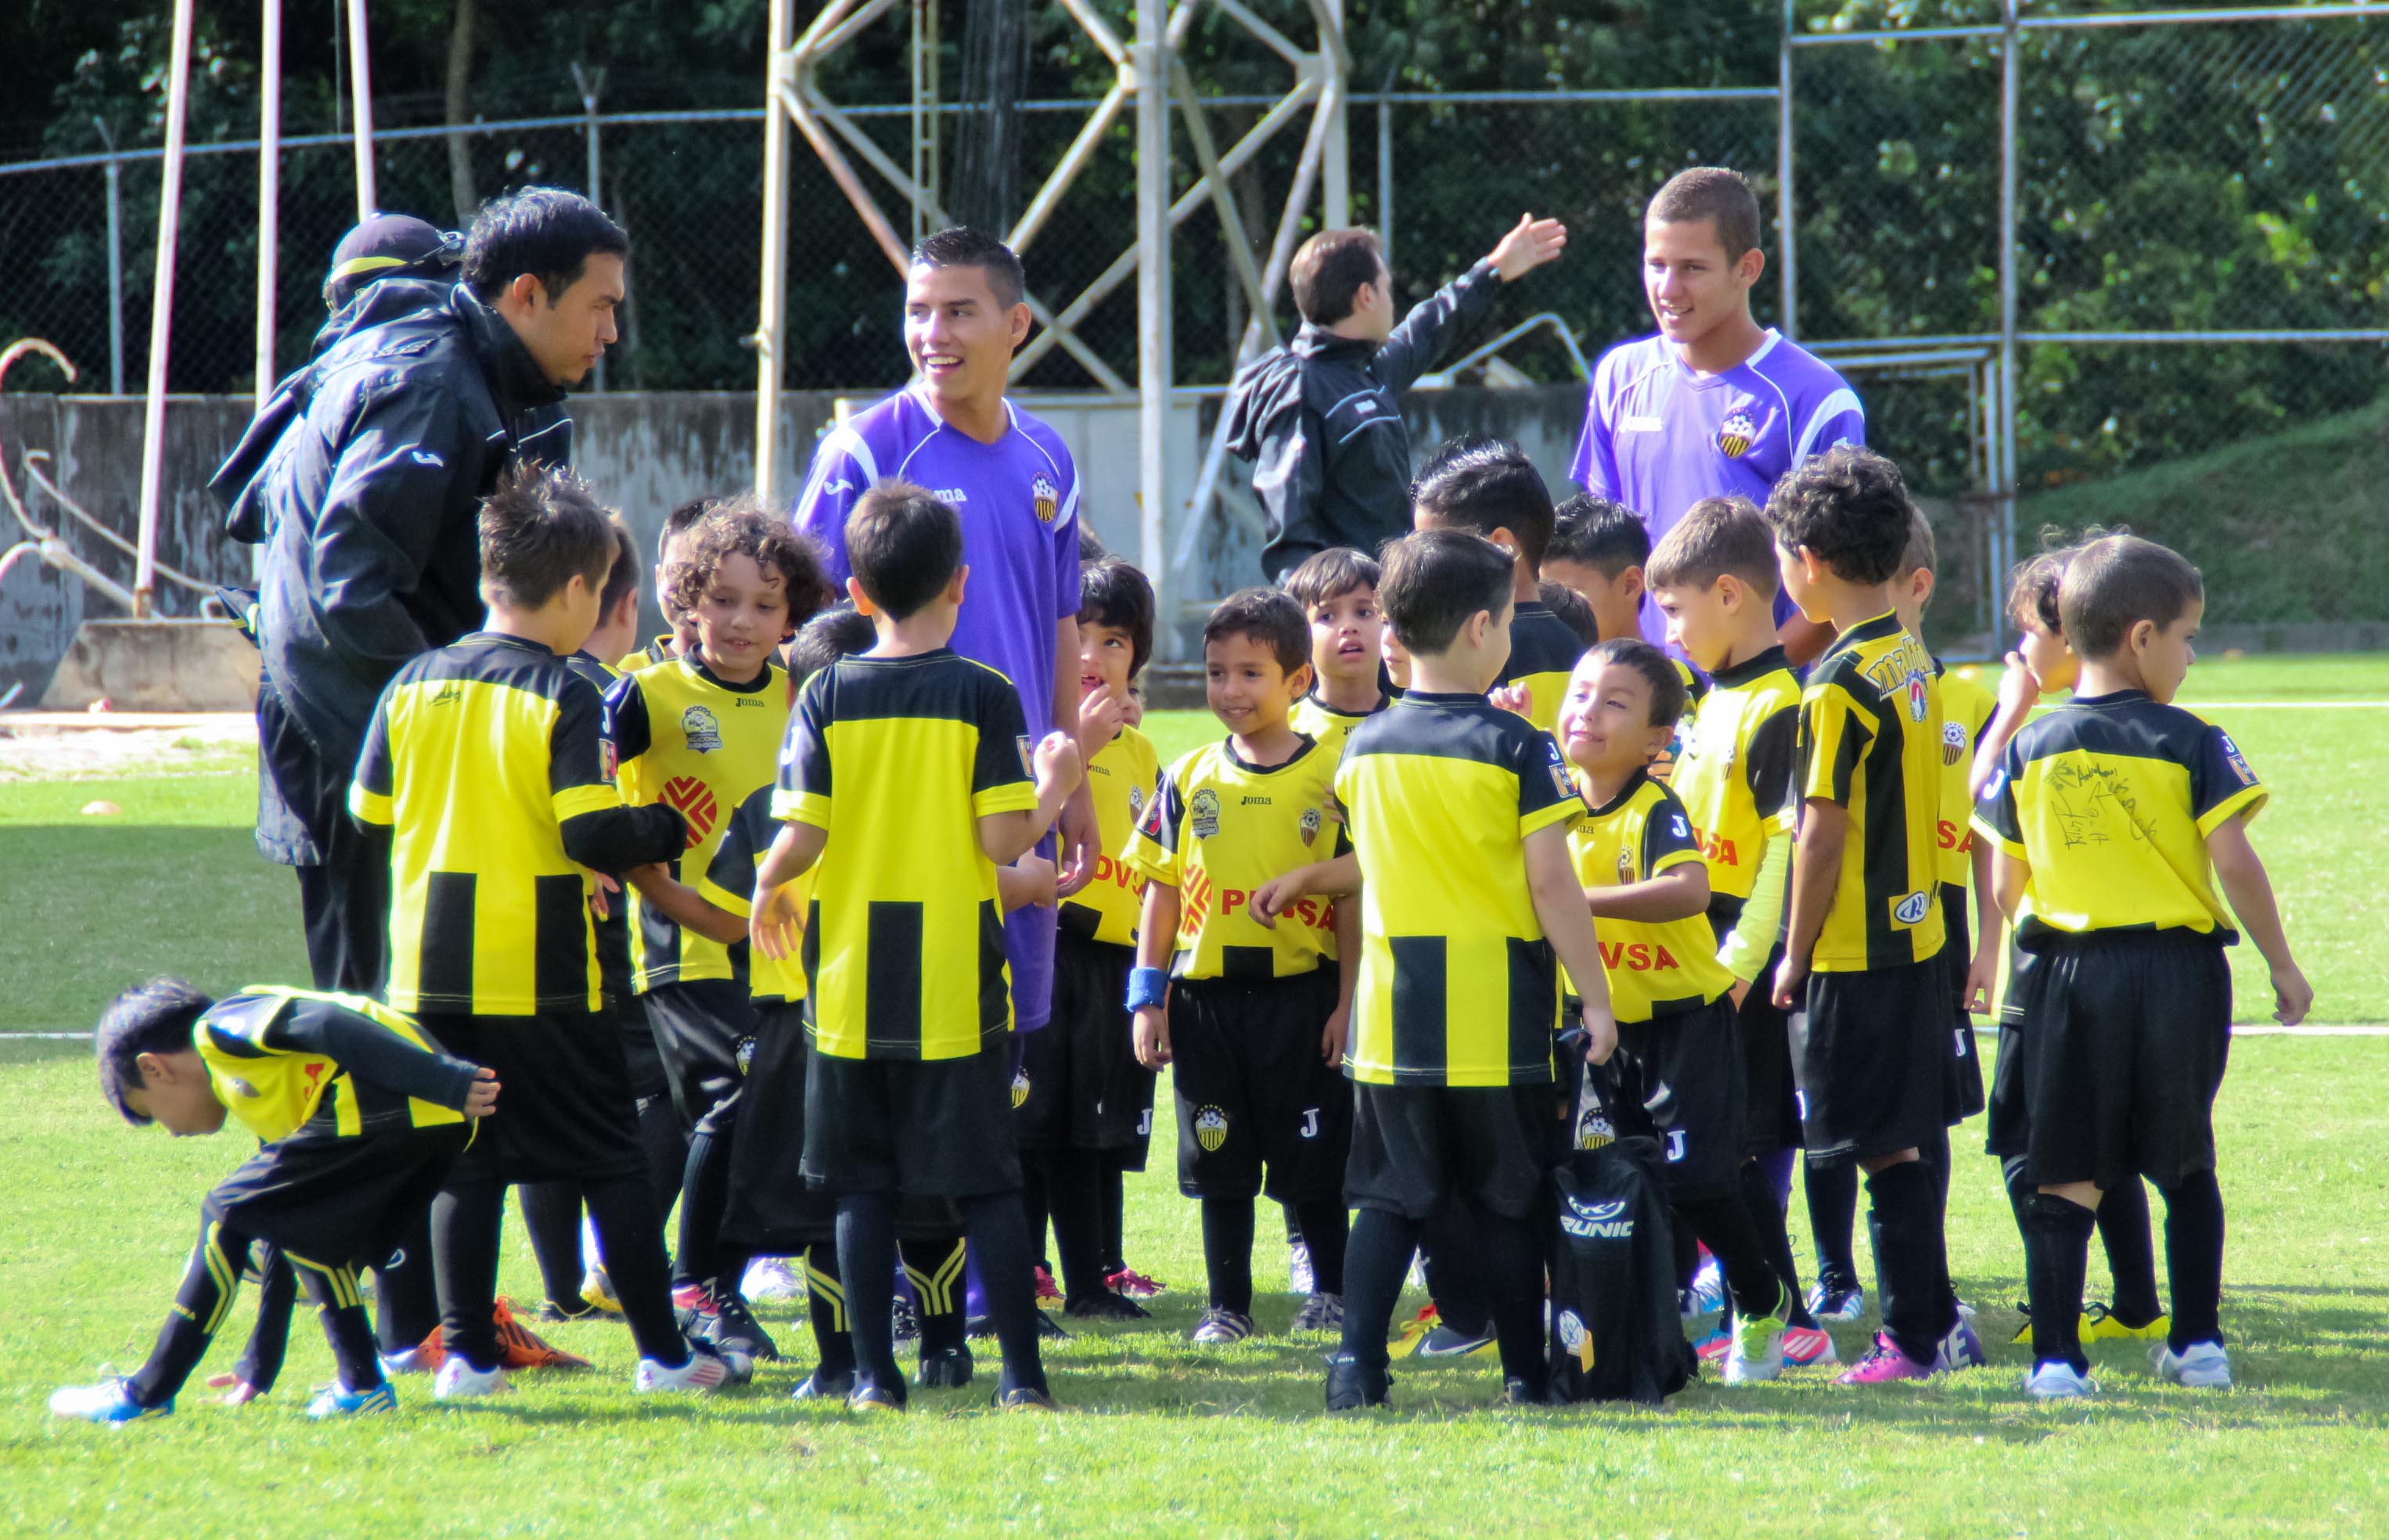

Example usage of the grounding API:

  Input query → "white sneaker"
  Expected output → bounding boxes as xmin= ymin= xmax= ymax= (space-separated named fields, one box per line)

xmin=1723 ymin=1316 xmax=1787 ymax=1386
xmin=636 ymin=1344 xmax=731 ymax=1394
xmin=378 ymin=1345 xmax=436 ymax=1377
xmin=2025 ymin=1361 xmax=2098 ymax=1400
xmin=743 ymin=1255 xmax=804 ymax=1304
xmin=2150 ymin=1340 xmax=2232 ymax=1388
xmin=432 ymin=1357 xmax=510 ymax=1400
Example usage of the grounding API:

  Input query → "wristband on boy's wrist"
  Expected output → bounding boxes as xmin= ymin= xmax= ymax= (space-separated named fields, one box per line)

xmin=1125 ymin=966 xmax=1170 ymax=1013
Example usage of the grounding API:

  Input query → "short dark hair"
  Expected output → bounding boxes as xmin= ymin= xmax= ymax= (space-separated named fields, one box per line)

xmin=1646 ymin=494 xmax=1779 ymax=595
xmin=1412 ymin=435 xmax=1556 ymax=570
xmin=1648 ymin=166 xmax=1762 ymax=263
xmin=596 ymin=518 xmax=642 ymax=618
xmin=1539 ymin=580 xmax=1603 ymax=651
xmin=660 ymin=497 xmax=713 ymax=563
xmin=911 ymin=227 xmax=1025 ymax=310
xmin=1291 ymin=228 xmax=1386 ymax=327
xmin=1898 ymin=508 xmax=1937 ymax=579
xmin=1202 ymin=587 xmax=1311 ymax=677
xmin=1080 ymin=556 xmax=1157 ymax=677
xmin=2005 ymin=542 xmax=2078 ymax=635
xmin=787 ymin=605 xmax=877 ymax=685
xmin=1762 ymin=445 xmax=1912 ymax=586
xmin=463 ymin=187 xmax=628 ymax=304
xmin=1282 ymin=547 xmax=1382 ymax=613
xmin=479 ymin=465 xmax=617 ymax=610
xmin=666 ymin=498 xmax=835 ymax=636
xmin=1077 ymin=521 xmax=1110 ymax=563
xmin=95 ymin=977 xmax=215 ymax=1125
xmin=847 ymin=481 xmax=963 ymax=621
xmin=1585 ymin=637 xmax=1689 ymax=730
xmin=2058 ymin=534 xmax=2204 ymax=661
xmin=1548 ymin=493 xmax=1651 ymax=578
xmin=1380 ymin=527 xmax=1514 ymax=656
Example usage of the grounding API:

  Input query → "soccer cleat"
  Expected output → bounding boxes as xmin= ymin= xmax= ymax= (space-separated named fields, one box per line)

xmin=704 ymin=1290 xmax=781 ymax=1363
xmin=1032 ymin=1265 xmax=1065 ymax=1304
xmin=304 ymin=1380 xmax=398 ymax=1419
xmin=433 ymin=1356 xmax=510 ymax=1400
xmin=635 ymin=1342 xmax=732 ymax=1394
xmin=378 ymin=1345 xmax=437 ymax=1377
xmin=743 ymin=1255 xmax=804 ymax=1304
xmin=790 ymin=1367 xmax=855 ymax=1401
xmin=1783 ymin=1323 xmax=1841 ymax=1368
xmin=848 ymin=1381 xmax=907 ymax=1413
xmin=1190 ymin=1307 xmax=1257 ymax=1344
xmin=2084 ymin=1302 xmax=2172 ymax=1343
xmin=1692 ymin=1324 xmax=1732 ymax=1365
xmin=1499 ymin=1377 xmax=1545 ymax=1406
xmin=1833 ymin=1334 xmax=1936 ymax=1386
xmin=49 ymin=1378 xmax=167 ymax=1424
xmin=2150 ymin=1340 xmax=2232 ymax=1389
xmin=1105 ymin=1265 xmax=1165 ymax=1300
xmin=1935 ymin=1318 xmax=1989 ymax=1373
xmin=1807 ymin=1282 xmax=1866 ymax=1322
xmin=1323 ymin=1351 xmax=1390 ymax=1410
xmin=1412 ymin=1321 xmax=1498 ymax=1359
xmin=1287 ymin=1240 xmax=1316 ymax=1296
xmin=1686 ymin=1254 xmax=1727 ymax=1316
xmin=1063 ymin=1290 xmax=1151 ymax=1321
xmin=538 ymin=1299 xmax=600 ymax=1324
xmin=493 ymin=1297 xmax=591 ymax=1369
xmin=1725 ymin=1306 xmax=1789 ymax=1386
xmin=2025 ymin=1361 xmax=2098 ymax=1400
xmin=578 ymin=1265 xmax=624 ymax=1317
xmin=916 ymin=1344 xmax=974 ymax=1389
xmin=991 ymin=1383 xmax=1060 ymax=1412
xmin=1290 ymin=1292 xmax=1345 ymax=1334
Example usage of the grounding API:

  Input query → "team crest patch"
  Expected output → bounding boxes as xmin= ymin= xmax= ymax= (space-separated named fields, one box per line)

xmin=734 ymin=1037 xmax=757 ymax=1075
xmin=2220 ymin=733 xmax=2258 ymax=786
xmin=1905 ymin=667 xmax=1931 ymax=725
xmin=660 ymin=775 xmax=719 ymax=847
xmin=1717 ymin=409 xmax=1758 ymax=459
xmin=1193 ymin=1105 xmax=1229 ymax=1152
xmin=599 ymin=737 xmax=619 ymax=783
xmin=1031 ymin=473 xmax=1060 ymax=524
xmin=1128 ymin=783 xmax=1146 ymax=819
xmin=682 ymin=704 xmax=723 ymax=754
xmin=1012 ymin=1070 xmax=1031 ymax=1110
xmin=1576 ymin=1107 xmax=1615 ymax=1150
xmin=1942 ymin=720 xmax=1968 ymax=767
xmin=1300 ymin=806 xmax=1322 ymax=847
xmin=1017 ymin=734 xmax=1035 ymax=779
xmin=1556 ymin=1309 xmax=1595 ymax=1372
xmin=1617 ymin=847 xmax=1635 ymax=884
xmin=1894 ymin=891 xmax=1932 ymax=927
xmin=1190 ymin=787 xmax=1221 ymax=840
xmin=227 ymin=1077 xmax=258 ymax=1099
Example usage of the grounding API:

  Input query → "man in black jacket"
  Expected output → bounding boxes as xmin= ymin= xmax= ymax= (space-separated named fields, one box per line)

xmin=212 ymin=188 xmax=628 ymax=998
xmin=1225 ymin=214 xmax=1567 ymax=583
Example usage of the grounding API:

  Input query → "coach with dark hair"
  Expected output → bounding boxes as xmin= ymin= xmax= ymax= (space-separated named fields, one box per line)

xmin=214 ymin=186 xmax=628 ymax=995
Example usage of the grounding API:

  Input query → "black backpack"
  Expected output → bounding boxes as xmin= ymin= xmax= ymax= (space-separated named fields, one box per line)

xmin=1545 ymin=1063 xmax=1695 ymax=1405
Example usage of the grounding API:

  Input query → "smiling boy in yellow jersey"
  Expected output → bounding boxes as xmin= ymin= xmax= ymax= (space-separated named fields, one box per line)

xmin=1558 ymin=639 xmax=1802 ymax=1385
xmin=1763 ymin=447 xmax=1973 ymax=1387
xmin=603 ymin=502 xmax=832 ymax=1357
xmin=1128 ymin=588 xmax=1357 ymax=1344
xmin=1286 ymin=546 xmax=1395 ymax=738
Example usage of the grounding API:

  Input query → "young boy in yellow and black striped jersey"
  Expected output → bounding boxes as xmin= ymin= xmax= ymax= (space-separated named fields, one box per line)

xmin=616 ymin=495 xmax=711 ymax=673
xmin=1286 ymin=546 xmax=1395 ymax=738
xmin=1129 ymin=588 xmax=1357 ymax=1343
xmin=603 ymin=502 xmax=833 ymax=1360
xmin=50 ymin=980 xmax=495 ymax=1423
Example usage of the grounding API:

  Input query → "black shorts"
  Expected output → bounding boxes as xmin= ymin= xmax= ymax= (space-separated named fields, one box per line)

xmin=1941 ymin=885 xmax=1987 ymax=1122
xmin=2014 ymin=931 xmax=2232 ymax=1189
xmin=802 ymin=1038 xmax=1022 ymax=1199
xmin=1617 ymin=997 xmax=1746 ymax=1199
xmin=1792 ymin=958 xmax=1951 ymax=1169
xmin=1735 ymin=943 xmax=1802 ymax=1154
xmin=1168 ymin=971 xmax=1350 ymax=1204
xmin=1984 ymin=941 xmax=2041 ymax=1159
xmin=1018 ymin=936 xmax=1157 ymax=1161
xmin=420 ymin=1012 xmax=647 ymax=1186
xmin=617 ymin=994 xmax=668 ymax=1105
xmin=643 ymin=977 xmax=759 ymax=1138
xmin=205 ymin=1123 xmax=470 ymax=1267
xmin=1344 ymin=1079 xmax=1561 ymax=1222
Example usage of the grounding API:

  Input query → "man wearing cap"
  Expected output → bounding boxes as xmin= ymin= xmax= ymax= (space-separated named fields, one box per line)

xmin=213 ymin=187 xmax=628 ymax=995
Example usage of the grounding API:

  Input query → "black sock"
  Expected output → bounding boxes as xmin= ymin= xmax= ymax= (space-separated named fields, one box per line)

xmin=2020 ymin=1190 xmax=2097 ymax=1373
xmin=1923 ymin=1125 xmax=1959 ymax=1324
xmin=836 ymin=1193 xmax=902 ymax=1393
xmin=1293 ymin=1200 xmax=1349 ymax=1296
xmin=1863 ymin=1159 xmax=1954 ymax=1364
xmin=293 ymin=1257 xmax=385 ymax=1392
xmin=372 ymin=1208 xmax=440 ymax=1351
xmin=672 ymin=1126 xmax=738 ymax=1293
xmin=1339 ymin=1207 xmax=1423 ymax=1374
xmin=1477 ymin=1209 xmax=1550 ymax=1396
xmin=802 ymin=1242 xmax=854 ymax=1380
xmin=1017 ymin=1150 xmax=1052 ymax=1276
xmin=960 ymin=1193 xmax=1047 ymax=1394
xmin=1736 ymin=1160 xmax=1815 ymax=1329
xmin=518 ymin=1182 xmax=586 ymax=1307
xmin=128 ymin=1217 xmax=246 ymax=1406
xmin=635 ymin=1092 xmax=689 ymax=1222
xmin=1045 ymin=1151 xmax=1108 ymax=1301
xmin=231 ymin=1244 xmax=297 ymax=1394
xmin=2098 ymin=1175 xmax=2165 ymax=1327
xmin=1283 ymin=1202 xmax=1305 ymax=1245
xmin=582 ymin=1171 xmax=686 ymax=1366
xmin=430 ymin=1180 xmax=506 ymax=1373
xmin=1200 ymin=1196 xmax=1257 ymax=1315
xmin=2157 ymin=1169 xmax=2225 ymax=1354
xmin=901 ymin=1235 xmax=968 ymax=1352
xmin=1099 ymin=1153 xmax=1130 ymax=1276
xmin=1676 ymin=1192 xmax=1787 ymax=1324
xmin=1805 ymin=1154 xmax=1861 ymax=1294
xmin=1423 ymin=1206 xmax=1491 ymax=1336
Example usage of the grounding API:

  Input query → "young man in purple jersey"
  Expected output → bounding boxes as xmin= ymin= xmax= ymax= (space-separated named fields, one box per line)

xmin=1571 ymin=168 xmax=1865 ymax=667
xmin=793 ymin=228 xmax=1099 ymax=1039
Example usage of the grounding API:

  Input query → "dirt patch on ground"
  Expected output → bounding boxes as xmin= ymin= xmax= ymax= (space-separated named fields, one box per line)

xmin=0 ymin=712 xmax=257 ymax=781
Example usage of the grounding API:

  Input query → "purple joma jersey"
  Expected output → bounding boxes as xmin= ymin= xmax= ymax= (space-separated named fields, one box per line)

xmin=1570 ymin=329 xmax=1865 ymax=646
xmin=793 ymin=383 xmax=1084 ymax=1030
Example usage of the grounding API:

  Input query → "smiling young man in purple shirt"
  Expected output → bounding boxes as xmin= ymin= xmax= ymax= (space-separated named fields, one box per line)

xmin=1571 ymin=167 xmax=1864 ymax=667
xmin=793 ymin=227 xmax=1094 ymax=1032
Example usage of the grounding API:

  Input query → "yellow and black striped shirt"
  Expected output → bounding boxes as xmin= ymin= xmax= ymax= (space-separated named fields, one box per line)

xmin=193 ymin=986 xmax=479 ymax=1144
xmin=1933 ymin=661 xmax=1997 ymax=890
xmin=351 ymin=631 xmax=685 ymax=1016
xmin=1668 ymin=645 xmax=1799 ymax=914
xmin=1127 ymin=732 xmax=1348 ymax=980
xmin=1794 ymin=612 xmax=1947 ymax=972
xmin=606 ymin=653 xmax=790 ymax=991
xmin=616 ymin=631 xmax=678 ymax=675
xmin=1495 ymin=601 xmax=1588 ymax=735
xmin=775 ymin=649 xmax=1038 ymax=1060
xmin=1290 ymin=689 xmax=1389 ymax=740
xmin=698 ymin=783 xmax=812 ymax=1005
xmin=1337 ymin=693 xmax=1583 ymax=1087
xmin=1566 ymin=772 xmax=1736 ymax=1024
xmin=1058 ymin=725 xmax=1160 ymax=950
xmin=567 ymin=650 xmax=636 ymax=1009
xmin=1973 ymin=689 xmax=2265 ymax=946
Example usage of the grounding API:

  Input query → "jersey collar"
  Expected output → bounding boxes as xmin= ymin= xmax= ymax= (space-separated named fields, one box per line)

xmin=1578 ymin=765 xmax=1653 ymax=819
xmin=1223 ymin=731 xmax=1321 ymax=775
xmin=1708 ymin=644 xmax=1790 ymax=690
xmin=2070 ymin=688 xmax=2153 ymax=710
xmin=1304 ymin=687 xmax=1387 ymax=721
xmin=1818 ymin=610 xmax=1903 ymax=664
xmin=681 ymin=650 xmax=777 ymax=694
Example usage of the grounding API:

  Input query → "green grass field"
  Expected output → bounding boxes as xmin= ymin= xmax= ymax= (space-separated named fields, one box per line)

xmin=2 ymin=655 xmax=2384 ymax=1536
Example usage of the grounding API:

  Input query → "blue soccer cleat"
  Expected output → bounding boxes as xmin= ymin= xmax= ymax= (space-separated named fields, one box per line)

xmin=50 ymin=1378 xmax=169 ymax=1425
xmin=305 ymin=1380 xmax=398 ymax=1419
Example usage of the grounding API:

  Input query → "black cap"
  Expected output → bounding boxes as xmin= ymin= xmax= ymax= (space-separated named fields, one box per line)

xmin=324 ymin=213 xmax=464 ymax=311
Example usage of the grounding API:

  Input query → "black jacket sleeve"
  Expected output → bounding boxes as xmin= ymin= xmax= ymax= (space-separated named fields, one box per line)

xmin=270 ymin=996 xmax=484 ymax=1111
xmin=1373 ymin=261 xmax=1504 ymax=394
xmin=1252 ymin=396 xmax=1329 ymax=585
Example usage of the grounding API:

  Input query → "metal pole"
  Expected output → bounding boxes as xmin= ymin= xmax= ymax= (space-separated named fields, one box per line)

xmin=1777 ymin=0 xmax=1797 ymax=336
xmin=575 ymin=65 xmax=607 ymax=392
xmin=1320 ymin=0 xmax=1348 ymax=225
xmin=754 ymin=0 xmax=794 ymax=506
xmin=346 ymin=0 xmax=376 ymax=221
xmin=96 ymin=119 xmax=124 ymax=397
xmin=1376 ymin=93 xmax=1392 ymax=268
xmin=1133 ymin=0 xmax=1172 ymax=649
xmin=255 ymin=0 xmax=281 ymax=410
xmin=1995 ymin=0 xmax=2019 ymax=652
xmin=909 ymin=0 xmax=936 ymax=246
xmin=133 ymin=0 xmax=196 ymax=620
